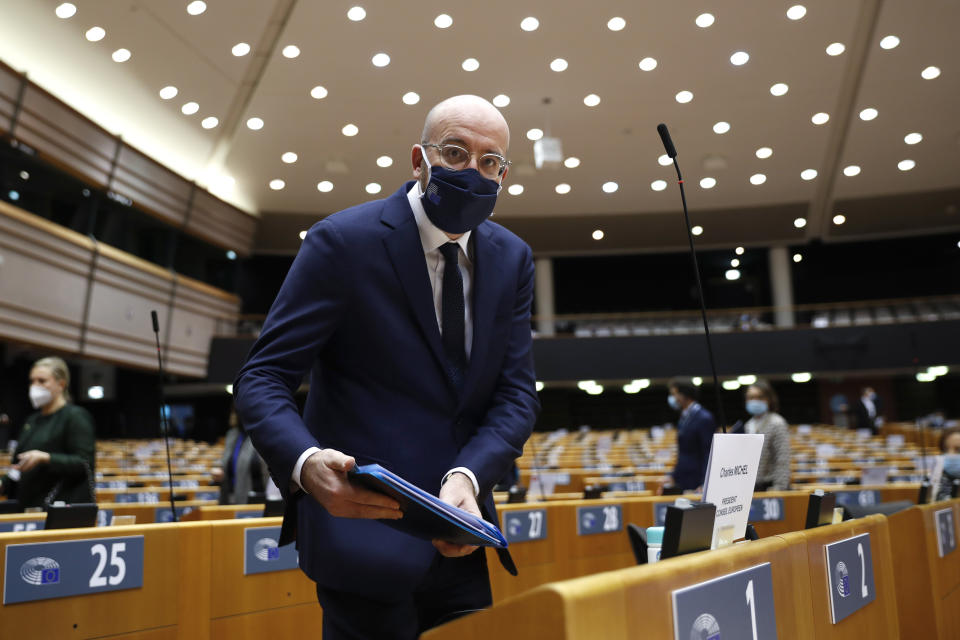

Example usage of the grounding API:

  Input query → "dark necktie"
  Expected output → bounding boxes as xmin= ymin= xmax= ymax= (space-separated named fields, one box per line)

xmin=439 ymin=242 xmax=466 ymax=391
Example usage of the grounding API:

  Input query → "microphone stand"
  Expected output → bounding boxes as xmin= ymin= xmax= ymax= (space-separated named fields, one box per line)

xmin=151 ymin=310 xmax=178 ymax=522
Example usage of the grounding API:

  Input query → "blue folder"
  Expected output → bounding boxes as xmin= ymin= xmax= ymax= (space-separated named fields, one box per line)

xmin=348 ymin=463 xmax=508 ymax=548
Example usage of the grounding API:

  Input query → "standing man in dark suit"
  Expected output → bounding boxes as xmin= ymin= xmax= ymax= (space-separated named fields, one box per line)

xmin=234 ymin=95 xmax=539 ymax=639
xmin=660 ymin=377 xmax=717 ymax=492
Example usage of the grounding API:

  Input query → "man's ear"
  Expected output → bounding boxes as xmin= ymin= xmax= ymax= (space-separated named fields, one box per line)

xmin=411 ymin=144 xmax=424 ymax=179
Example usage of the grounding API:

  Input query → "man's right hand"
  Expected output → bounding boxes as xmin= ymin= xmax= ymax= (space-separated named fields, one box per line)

xmin=300 ymin=448 xmax=403 ymax=520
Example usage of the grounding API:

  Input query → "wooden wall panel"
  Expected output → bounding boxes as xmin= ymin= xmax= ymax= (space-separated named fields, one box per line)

xmin=111 ymin=144 xmax=191 ymax=228
xmin=166 ymin=278 xmax=239 ymax=377
xmin=0 ymin=64 xmax=20 ymax=131
xmin=188 ymin=189 xmax=257 ymax=256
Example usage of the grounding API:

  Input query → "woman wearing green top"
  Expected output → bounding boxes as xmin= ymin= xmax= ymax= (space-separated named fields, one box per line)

xmin=0 ymin=357 xmax=96 ymax=508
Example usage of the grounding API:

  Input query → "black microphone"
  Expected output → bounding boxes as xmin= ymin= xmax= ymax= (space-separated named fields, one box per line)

xmin=151 ymin=310 xmax=178 ymax=522
xmin=657 ymin=124 xmax=727 ymax=433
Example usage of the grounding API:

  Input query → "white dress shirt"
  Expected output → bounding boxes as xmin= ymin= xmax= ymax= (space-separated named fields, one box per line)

xmin=292 ymin=182 xmax=479 ymax=497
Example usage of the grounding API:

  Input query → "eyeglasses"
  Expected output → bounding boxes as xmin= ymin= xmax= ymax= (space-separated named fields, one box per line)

xmin=421 ymin=142 xmax=511 ymax=180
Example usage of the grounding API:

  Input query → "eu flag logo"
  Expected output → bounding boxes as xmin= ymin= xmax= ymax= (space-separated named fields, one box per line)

xmin=41 ymin=568 xmax=59 ymax=584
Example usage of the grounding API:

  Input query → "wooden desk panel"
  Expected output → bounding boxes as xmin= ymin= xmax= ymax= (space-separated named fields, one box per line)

xmin=210 ymin=602 xmax=322 ymax=640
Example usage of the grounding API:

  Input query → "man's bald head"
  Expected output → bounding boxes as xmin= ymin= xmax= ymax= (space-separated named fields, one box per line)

xmin=420 ymin=95 xmax=510 ymax=151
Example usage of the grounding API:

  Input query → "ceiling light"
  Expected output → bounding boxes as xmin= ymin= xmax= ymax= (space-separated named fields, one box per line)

xmin=724 ymin=270 xmax=740 ymax=281
xmin=564 ymin=157 xmax=580 ymax=168
xmin=282 ymin=45 xmax=300 ymax=59
xmin=112 ymin=48 xmax=131 ymax=63
xmin=607 ymin=17 xmax=626 ymax=31
xmin=833 ymin=214 xmax=846 ymax=225
xmin=735 ymin=246 xmax=745 ymax=255
xmin=623 ymin=383 xmax=640 ymax=394
xmin=535 ymin=381 xmax=545 ymax=392
xmin=342 ymin=123 xmax=359 ymax=136
xmin=347 ymin=6 xmax=366 ymax=21
xmin=898 ymin=159 xmax=915 ymax=171
xmin=592 ymin=229 xmax=605 ymax=240
xmin=317 ymin=181 xmax=334 ymax=192
xmin=738 ymin=375 xmax=758 ymax=385
xmin=583 ymin=94 xmax=601 ymax=107
xmin=269 ymin=179 xmax=285 ymax=190
xmin=299 ymin=230 xmax=307 ymax=240
xmin=55 ymin=3 xmax=76 ymax=19
xmin=159 ymin=86 xmax=178 ymax=100
xmin=731 ymin=259 xmax=740 ymax=268
xmin=246 ymin=117 xmax=264 ymax=130
xmin=7 ymin=190 xmax=18 ymax=201
xmin=826 ymin=42 xmax=845 ymax=56
xmin=282 ymin=152 xmax=298 ymax=164
xmin=713 ymin=121 xmax=730 ymax=134
xmin=794 ymin=218 xmax=807 ymax=228
xmin=786 ymin=5 xmax=807 ymax=20
xmin=550 ymin=58 xmax=568 ymax=72
xmin=527 ymin=128 xmax=544 ymax=141
xmin=859 ymin=108 xmax=878 ymax=121
xmin=638 ymin=57 xmax=657 ymax=71
xmin=19 ymin=171 xmax=29 ymax=180
xmin=201 ymin=116 xmax=218 ymax=129
xmin=372 ymin=52 xmax=390 ymax=67
xmin=730 ymin=51 xmax=750 ymax=66
xmin=811 ymin=112 xmax=830 ymax=125
xmin=916 ymin=372 xmax=936 ymax=382
xmin=692 ymin=225 xmax=704 ymax=236
xmin=692 ymin=377 xmax=703 ymax=386
xmin=311 ymin=86 xmax=328 ymax=100
xmin=699 ymin=177 xmax=716 ymax=189
xmin=755 ymin=147 xmax=773 ymax=159
xmin=462 ymin=58 xmax=479 ymax=71
xmin=586 ymin=385 xmax=604 ymax=396
xmin=904 ymin=132 xmax=922 ymax=145
xmin=492 ymin=94 xmax=510 ymax=107
xmin=186 ymin=1 xmax=207 ymax=16
xmin=879 ymin=35 xmax=900 ymax=50
xmin=232 ymin=42 xmax=250 ymax=57
xmin=181 ymin=102 xmax=199 ymax=115
xmin=434 ymin=14 xmax=453 ymax=28
xmin=843 ymin=165 xmax=861 ymax=176
xmin=791 ymin=372 xmax=812 ymax=383
xmin=921 ymin=66 xmax=941 ymax=80
xmin=675 ymin=90 xmax=693 ymax=104
xmin=402 ymin=91 xmax=419 ymax=105
xmin=602 ymin=181 xmax=618 ymax=193
xmin=770 ymin=83 xmax=789 ymax=96
xmin=87 ymin=385 xmax=104 ymax=400
xmin=520 ymin=17 xmax=539 ymax=31
xmin=657 ymin=154 xmax=672 ymax=166
xmin=793 ymin=253 xmax=803 ymax=262
xmin=376 ymin=155 xmax=392 ymax=167
xmin=508 ymin=184 xmax=524 ymax=195
xmin=226 ymin=250 xmax=237 ymax=261
xmin=86 ymin=26 xmax=105 ymax=42
xmin=555 ymin=183 xmax=571 ymax=194
xmin=365 ymin=183 xmax=381 ymax=194
xmin=929 ymin=366 xmax=949 ymax=377
xmin=750 ymin=173 xmax=767 ymax=185
xmin=651 ymin=180 xmax=667 ymax=191
xmin=695 ymin=13 xmax=715 ymax=28
xmin=801 ymin=169 xmax=818 ymax=180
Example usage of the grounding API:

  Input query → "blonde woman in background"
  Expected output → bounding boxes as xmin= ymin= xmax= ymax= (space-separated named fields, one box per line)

xmin=744 ymin=380 xmax=791 ymax=491
xmin=0 ymin=357 xmax=96 ymax=508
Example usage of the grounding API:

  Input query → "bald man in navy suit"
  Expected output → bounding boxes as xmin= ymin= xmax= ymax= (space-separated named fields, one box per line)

xmin=234 ymin=95 xmax=539 ymax=639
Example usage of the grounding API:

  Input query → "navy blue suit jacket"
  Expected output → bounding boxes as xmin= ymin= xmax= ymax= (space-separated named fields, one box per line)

xmin=234 ymin=182 xmax=539 ymax=599
xmin=671 ymin=404 xmax=717 ymax=490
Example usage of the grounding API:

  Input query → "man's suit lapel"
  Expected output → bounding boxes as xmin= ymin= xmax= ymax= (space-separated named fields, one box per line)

xmin=460 ymin=223 xmax=504 ymax=405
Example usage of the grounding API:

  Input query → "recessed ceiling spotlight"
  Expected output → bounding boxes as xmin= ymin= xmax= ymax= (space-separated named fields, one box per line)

xmin=55 ymin=3 xmax=76 ymax=19
xmin=904 ymin=132 xmax=922 ymax=145
xmin=713 ymin=121 xmax=730 ymax=134
xmin=402 ymin=91 xmax=419 ymax=105
xmin=492 ymin=94 xmax=510 ymax=107
xmin=750 ymin=173 xmax=767 ymax=185
xmin=602 ymin=181 xmax=618 ymax=193
xmin=879 ymin=35 xmax=900 ymax=50
xmin=317 ymin=181 xmax=334 ymax=192
xmin=583 ymin=94 xmax=601 ymax=107
xmin=692 ymin=225 xmax=704 ymax=236
xmin=793 ymin=253 xmax=803 ymax=263
xmin=826 ymin=42 xmax=846 ymax=56
xmin=347 ymin=6 xmax=366 ymax=21
xmin=833 ymin=214 xmax=846 ymax=225
xmin=520 ymin=17 xmax=539 ymax=31
xmin=658 ymin=154 xmax=672 ymax=166
xmin=371 ymin=52 xmax=390 ymax=67
xmin=508 ymin=184 xmax=524 ymax=195
xmin=786 ymin=5 xmax=807 ymax=20
xmin=794 ymin=218 xmax=807 ymax=229
xmin=564 ymin=157 xmax=580 ymax=168
xmin=282 ymin=152 xmax=298 ymax=164
xmin=843 ymin=165 xmax=861 ymax=176
xmin=269 ymin=179 xmax=285 ymax=191
xmin=607 ymin=17 xmax=626 ymax=31
xmin=181 ymin=101 xmax=199 ymax=115
xmin=365 ymin=183 xmax=382 ymax=194
xmin=921 ymin=66 xmax=941 ymax=80
xmin=376 ymin=155 xmax=392 ymax=167
xmin=592 ymin=229 xmax=605 ymax=240
xmin=231 ymin=42 xmax=250 ymax=57
xmin=201 ymin=116 xmax=219 ymax=129
xmin=770 ymin=83 xmax=789 ymax=96
xmin=342 ymin=123 xmax=359 ymax=136
xmin=550 ymin=58 xmax=568 ymax=72
xmin=731 ymin=258 xmax=740 ymax=267
xmin=246 ymin=117 xmax=264 ymax=130
xmin=112 ymin=48 xmax=131 ymax=63
xmin=725 ymin=269 xmax=741 ymax=281
xmin=462 ymin=58 xmax=479 ymax=71
xmin=555 ymin=183 xmax=571 ymax=194
xmin=756 ymin=147 xmax=773 ymax=159
xmin=700 ymin=177 xmax=717 ymax=189
xmin=527 ymin=128 xmax=544 ymax=141
xmin=434 ymin=14 xmax=453 ymax=28
xmin=801 ymin=169 xmax=818 ymax=180
xmin=735 ymin=246 xmax=745 ymax=255
xmin=651 ymin=180 xmax=667 ymax=191
xmin=638 ymin=57 xmax=658 ymax=71
xmin=675 ymin=90 xmax=693 ymax=104
xmin=159 ymin=86 xmax=178 ymax=100
xmin=811 ymin=112 xmax=830 ymax=125
xmin=695 ymin=13 xmax=715 ymax=28
xmin=730 ymin=51 xmax=750 ymax=66
xmin=299 ymin=230 xmax=307 ymax=240
xmin=898 ymin=159 xmax=916 ymax=171
xmin=186 ymin=1 xmax=207 ymax=16
xmin=311 ymin=86 xmax=328 ymax=100
xmin=282 ymin=45 xmax=301 ymax=59
xmin=859 ymin=107 xmax=878 ymax=121
xmin=86 ymin=26 xmax=106 ymax=42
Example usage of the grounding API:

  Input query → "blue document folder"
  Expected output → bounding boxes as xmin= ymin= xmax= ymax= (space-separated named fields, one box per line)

xmin=348 ymin=464 xmax=508 ymax=548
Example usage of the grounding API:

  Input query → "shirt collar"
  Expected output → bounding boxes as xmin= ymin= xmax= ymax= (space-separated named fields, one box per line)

xmin=407 ymin=182 xmax=472 ymax=257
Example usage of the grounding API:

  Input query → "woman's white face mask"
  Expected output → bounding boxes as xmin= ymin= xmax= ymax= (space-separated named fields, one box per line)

xmin=29 ymin=384 xmax=53 ymax=410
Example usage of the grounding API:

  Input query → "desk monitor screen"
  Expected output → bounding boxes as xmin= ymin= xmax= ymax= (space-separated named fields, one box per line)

xmin=661 ymin=501 xmax=716 ymax=560
xmin=0 ymin=500 xmax=22 ymax=514
xmin=804 ymin=491 xmax=836 ymax=529
xmin=44 ymin=503 xmax=99 ymax=530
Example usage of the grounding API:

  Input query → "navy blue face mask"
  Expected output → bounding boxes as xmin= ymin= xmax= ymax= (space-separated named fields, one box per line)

xmin=419 ymin=160 xmax=500 ymax=234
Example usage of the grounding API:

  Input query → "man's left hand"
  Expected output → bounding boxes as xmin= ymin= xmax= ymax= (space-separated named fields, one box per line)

xmin=433 ymin=473 xmax=480 ymax=558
